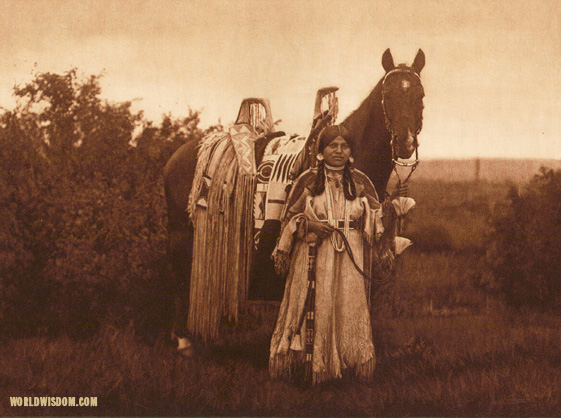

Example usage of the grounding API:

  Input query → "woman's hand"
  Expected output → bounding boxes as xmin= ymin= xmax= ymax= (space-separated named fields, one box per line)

xmin=307 ymin=220 xmax=335 ymax=239
xmin=273 ymin=250 xmax=290 ymax=276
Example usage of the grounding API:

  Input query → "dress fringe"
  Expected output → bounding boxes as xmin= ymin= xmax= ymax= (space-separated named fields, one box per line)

xmin=269 ymin=350 xmax=376 ymax=386
xmin=355 ymin=354 xmax=376 ymax=384
xmin=270 ymin=351 xmax=376 ymax=386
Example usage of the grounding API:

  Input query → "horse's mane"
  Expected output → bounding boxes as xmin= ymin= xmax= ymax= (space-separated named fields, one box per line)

xmin=341 ymin=78 xmax=385 ymax=142
xmin=340 ymin=77 xmax=394 ymax=196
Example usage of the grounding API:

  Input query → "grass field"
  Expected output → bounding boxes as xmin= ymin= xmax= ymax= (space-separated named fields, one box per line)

xmin=1 ymin=178 xmax=561 ymax=417
xmin=411 ymin=158 xmax=561 ymax=183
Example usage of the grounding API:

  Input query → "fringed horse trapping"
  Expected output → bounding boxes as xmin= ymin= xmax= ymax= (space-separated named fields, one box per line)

xmin=187 ymin=127 xmax=254 ymax=339
xmin=186 ymin=92 xmax=339 ymax=341
xmin=164 ymin=48 xmax=426 ymax=345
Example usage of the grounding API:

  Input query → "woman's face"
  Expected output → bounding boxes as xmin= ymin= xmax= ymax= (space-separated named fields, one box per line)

xmin=321 ymin=136 xmax=352 ymax=167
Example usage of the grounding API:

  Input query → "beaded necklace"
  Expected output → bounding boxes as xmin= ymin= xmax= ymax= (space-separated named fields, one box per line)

xmin=324 ymin=167 xmax=349 ymax=252
xmin=324 ymin=162 xmax=344 ymax=171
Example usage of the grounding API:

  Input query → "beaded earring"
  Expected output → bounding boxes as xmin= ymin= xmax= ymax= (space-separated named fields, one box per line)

xmin=316 ymin=154 xmax=324 ymax=161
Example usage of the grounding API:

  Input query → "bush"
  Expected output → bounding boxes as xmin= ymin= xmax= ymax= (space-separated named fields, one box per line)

xmin=0 ymin=69 xmax=218 ymax=338
xmin=486 ymin=168 xmax=561 ymax=309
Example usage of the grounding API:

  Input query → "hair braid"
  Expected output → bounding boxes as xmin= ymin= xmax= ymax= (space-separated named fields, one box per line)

xmin=311 ymin=160 xmax=326 ymax=197
xmin=343 ymin=161 xmax=357 ymax=200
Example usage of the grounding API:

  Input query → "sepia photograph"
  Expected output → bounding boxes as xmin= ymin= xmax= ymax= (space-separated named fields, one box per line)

xmin=1 ymin=0 xmax=560 ymax=416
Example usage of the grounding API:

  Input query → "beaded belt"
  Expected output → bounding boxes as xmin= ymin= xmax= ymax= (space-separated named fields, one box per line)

xmin=320 ymin=219 xmax=360 ymax=230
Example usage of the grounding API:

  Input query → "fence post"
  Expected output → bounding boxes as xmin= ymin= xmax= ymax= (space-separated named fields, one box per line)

xmin=475 ymin=157 xmax=481 ymax=183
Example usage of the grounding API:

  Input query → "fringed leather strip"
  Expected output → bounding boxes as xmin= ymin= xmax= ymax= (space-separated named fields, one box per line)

xmin=303 ymin=242 xmax=317 ymax=385
xmin=187 ymin=141 xmax=258 ymax=341
xmin=188 ymin=132 xmax=229 ymax=218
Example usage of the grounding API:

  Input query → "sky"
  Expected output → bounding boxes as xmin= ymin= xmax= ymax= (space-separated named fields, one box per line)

xmin=1 ymin=0 xmax=560 ymax=159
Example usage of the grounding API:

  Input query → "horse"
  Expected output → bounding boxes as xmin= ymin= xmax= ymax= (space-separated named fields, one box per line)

xmin=343 ymin=48 xmax=425 ymax=196
xmin=163 ymin=48 xmax=425 ymax=355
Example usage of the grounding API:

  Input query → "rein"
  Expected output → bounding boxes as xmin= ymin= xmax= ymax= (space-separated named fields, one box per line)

xmin=332 ymin=229 xmax=394 ymax=286
xmin=293 ymin=228 xmax=392 ymax=364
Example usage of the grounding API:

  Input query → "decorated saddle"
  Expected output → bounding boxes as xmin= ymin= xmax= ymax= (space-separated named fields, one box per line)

xmin=253 ymin=134 xmax=307 ymax=246
xmin=253 ymin=87 xmax=340 ymax=247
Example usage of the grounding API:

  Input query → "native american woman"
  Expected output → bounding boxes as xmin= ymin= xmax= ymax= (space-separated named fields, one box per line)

xmin=269 ymin=125 xmax=384 ymax=385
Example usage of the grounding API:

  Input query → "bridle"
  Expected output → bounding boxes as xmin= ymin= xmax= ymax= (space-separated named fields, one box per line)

xmin=381 ymin=67 xmax=423 ymax=194
xmin=381 ymin=68 xmax=423 ymax=167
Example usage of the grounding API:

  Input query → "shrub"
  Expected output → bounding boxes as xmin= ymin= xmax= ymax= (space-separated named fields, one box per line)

xmin=486 ymin=167 xmax=561 ymax=309
xmin=0 ymin=69 xmax=218 ymax=338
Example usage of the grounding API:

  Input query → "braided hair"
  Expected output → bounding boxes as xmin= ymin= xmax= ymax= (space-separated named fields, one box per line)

xmin=342 ymin=160 xmax=357 ymax=200
xmin=311 ymin=159 xmax=327 ymax=197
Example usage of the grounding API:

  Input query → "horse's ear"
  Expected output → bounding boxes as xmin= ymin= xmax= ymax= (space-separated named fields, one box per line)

xmin=412 ymin=49 xmax=425 ymax=74
xmin=382 ymin=49 xmax=395 ymax=73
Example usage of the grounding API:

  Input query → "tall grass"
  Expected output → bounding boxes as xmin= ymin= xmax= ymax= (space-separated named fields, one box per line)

xmin=2 ymin=179 xmax=560 ymax=417
xmin=2 ymin=309 xmax=560 ymax=416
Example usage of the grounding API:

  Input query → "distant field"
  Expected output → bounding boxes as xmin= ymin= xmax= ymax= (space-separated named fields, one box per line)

xmin=408 ymin=158 xmax=561 ymax=183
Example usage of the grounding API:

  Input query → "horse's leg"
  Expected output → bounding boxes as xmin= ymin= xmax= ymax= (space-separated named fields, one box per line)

xmin=164 ymin=140 xmax=199 ymax=355
xmin=169 ymin=224 xmax=195 ymax=357
xmin=248 ymin=219 xmax=285 ymax=301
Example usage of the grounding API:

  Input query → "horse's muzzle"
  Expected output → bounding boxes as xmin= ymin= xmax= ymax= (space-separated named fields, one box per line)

xmin=392 ymin=133 xmax=417 ymax=160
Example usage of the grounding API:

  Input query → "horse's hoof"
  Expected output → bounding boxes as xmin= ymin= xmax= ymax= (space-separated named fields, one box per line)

xmin=176 ymin=337 xmax=195 ymax=358
xmin=177 ymin=346 xmax=195 ymax=358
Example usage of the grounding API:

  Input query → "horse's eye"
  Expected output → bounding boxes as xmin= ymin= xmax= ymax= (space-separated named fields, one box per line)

xmin=383 ymin=90 xmax=394 ymax=99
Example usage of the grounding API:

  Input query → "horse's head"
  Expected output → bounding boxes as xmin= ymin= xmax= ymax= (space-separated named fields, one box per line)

xmin=381 ymin=49 xmax=425 ymax=163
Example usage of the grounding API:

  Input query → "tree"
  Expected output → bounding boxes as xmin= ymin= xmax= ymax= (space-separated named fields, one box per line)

xmin=0 ymin=69 xmax=214 ymax=337
xmin=487 ymin=168 xmax=561 ymax=309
